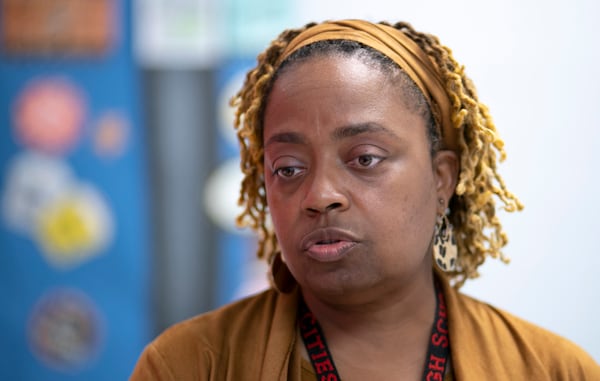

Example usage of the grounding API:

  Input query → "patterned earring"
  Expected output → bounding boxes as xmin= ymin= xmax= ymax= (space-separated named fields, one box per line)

xmin=433 ymin=206 xmax=457 ymax=272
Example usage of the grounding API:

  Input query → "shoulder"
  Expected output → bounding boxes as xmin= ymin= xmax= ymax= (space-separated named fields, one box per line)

xmin=163 ymin=290 xmax=279 ymax=349
xmin=162 ymin=287 xmax=285 ymax=347
xmin=444 ymin=282 xmax=600 ymax=380
xmin=131 ymin=288 xmax=299 ymax=380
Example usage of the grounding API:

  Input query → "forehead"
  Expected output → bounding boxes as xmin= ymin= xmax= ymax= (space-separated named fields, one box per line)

xmin=262 ymin=55 xmax=421 ymax=138
xmin=265 ymin=55 xmax=399 ymax=122
xmin=271 ymin=53 xmax=390 ymax=97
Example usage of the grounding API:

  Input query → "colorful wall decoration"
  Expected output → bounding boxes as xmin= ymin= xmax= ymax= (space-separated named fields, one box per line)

xmin=0 ymin=1 xmax=152 ymax=380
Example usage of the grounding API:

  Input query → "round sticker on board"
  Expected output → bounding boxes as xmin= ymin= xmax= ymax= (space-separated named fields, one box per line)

xmin=13 ymin=77 xmax=86 ymax=155
xmin=1 ymin=151 xmax=74 ymax=234
xmin=93 ymin=110 xmax=130 ymax=158
xmin=28 ymin=288 xmax=105 ymax=372
xmin=35 ymin=184 xmax=114 ymax=269
xmin=203 ymin=157 xmax=249 ymax=235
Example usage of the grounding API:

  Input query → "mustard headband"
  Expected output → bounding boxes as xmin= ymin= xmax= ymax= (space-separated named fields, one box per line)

xmin=277 ymin=20 xmax=458 ymax=151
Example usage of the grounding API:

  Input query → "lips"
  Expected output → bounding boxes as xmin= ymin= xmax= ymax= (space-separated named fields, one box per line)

xmin=300 ymin=227 xmax=359 ymax=262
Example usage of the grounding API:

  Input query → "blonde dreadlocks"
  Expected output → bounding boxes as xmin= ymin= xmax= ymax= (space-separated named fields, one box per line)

xmin=231 ymin=20 xmax=523 ymax=288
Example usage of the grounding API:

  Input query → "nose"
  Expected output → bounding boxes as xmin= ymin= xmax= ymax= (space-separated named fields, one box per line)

xmin=301 ymin=166 xmax=349 ymax=216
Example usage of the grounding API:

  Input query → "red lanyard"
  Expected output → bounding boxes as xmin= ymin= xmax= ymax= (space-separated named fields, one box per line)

xmin=298 ymin=281 xmax=450 ymax=381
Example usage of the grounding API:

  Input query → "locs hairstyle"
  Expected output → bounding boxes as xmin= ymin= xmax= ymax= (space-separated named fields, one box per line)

xmin=231 ymin=21 xmax=523 ymax=288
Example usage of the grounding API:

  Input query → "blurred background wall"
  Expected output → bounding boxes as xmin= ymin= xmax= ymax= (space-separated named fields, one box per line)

xmin=0 ymin=1 xmax=152 ymax=380
xmin=0 ymin=0 xmax=598 ymax=379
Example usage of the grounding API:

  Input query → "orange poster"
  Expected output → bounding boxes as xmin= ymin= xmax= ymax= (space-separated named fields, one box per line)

xmin=1 ymin=0 xmax=116 ymax=56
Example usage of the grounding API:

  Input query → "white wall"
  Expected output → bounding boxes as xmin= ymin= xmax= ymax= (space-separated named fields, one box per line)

xmin=292 ymin=0 xmax=600 ymax=362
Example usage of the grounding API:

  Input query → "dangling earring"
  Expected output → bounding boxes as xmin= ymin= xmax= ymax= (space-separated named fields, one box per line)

xmin=433 ymin=203 xmax=457 ymax=272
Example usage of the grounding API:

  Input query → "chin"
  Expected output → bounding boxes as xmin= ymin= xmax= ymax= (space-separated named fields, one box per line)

xmin=301 ymin=269 xmax=381 ymax=299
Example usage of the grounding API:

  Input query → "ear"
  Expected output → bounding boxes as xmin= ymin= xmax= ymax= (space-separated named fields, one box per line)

xmin=433 ymin=150 xmax=459 ymax=209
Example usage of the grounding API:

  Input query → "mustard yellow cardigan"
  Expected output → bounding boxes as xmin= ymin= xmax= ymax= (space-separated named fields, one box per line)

xmin=131 ymin=278 xmax=599 ymax=380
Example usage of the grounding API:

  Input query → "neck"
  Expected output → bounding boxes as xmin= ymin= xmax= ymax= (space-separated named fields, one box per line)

xmin=302 ymin=269 xmax=436 ymax=332
xmin=299 ymin=271 xmax=438 ymax=379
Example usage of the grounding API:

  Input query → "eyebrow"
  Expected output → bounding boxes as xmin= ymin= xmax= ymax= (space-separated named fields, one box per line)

xmin=264 ymin=122 xmax=397 ymax=148
xmin=265 ymin=131 xmax=307 ymax=148
xmin=331 ymin=123 xmax=397 ymax=141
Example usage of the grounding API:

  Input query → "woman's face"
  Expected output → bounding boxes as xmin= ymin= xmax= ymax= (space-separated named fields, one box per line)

xmin=263 ymin=54 xmax=456 ymax=302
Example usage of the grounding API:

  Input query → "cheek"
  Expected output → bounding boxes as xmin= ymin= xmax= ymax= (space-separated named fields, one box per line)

xmin=264 ymin=182 xmax=293 ymax=238
xmin=374 ymin=170 xmax=438 ymax=241
xmin=264 ymin=173 xmax=281 ymax=208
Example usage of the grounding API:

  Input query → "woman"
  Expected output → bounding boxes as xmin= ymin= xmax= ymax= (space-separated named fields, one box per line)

xmin=131 ymin=20 xmax=599 ymax=380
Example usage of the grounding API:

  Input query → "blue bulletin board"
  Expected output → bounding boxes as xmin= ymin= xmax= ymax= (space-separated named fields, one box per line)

xmin=0 ymin=1 xmax=152 ymax=379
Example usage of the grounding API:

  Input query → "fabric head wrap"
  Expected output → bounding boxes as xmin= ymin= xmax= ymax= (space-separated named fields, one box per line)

xmin=277 ymin=20 xmax=459 ymax=151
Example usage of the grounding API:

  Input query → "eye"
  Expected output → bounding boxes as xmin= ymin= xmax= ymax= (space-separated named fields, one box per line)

xmin=273 ymin=166 xmax=304 ymax=179
xmin=349 ymin=154 xmax=384 ymax=169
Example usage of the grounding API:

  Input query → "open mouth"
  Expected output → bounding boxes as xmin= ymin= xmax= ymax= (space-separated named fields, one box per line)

xmin=300 ymin=227 xmax=360 ymax=262
xmin=316 ymin=239 xmax=341 ymax=245
xmin=305 ymin=240 xmax=357 ymax=262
